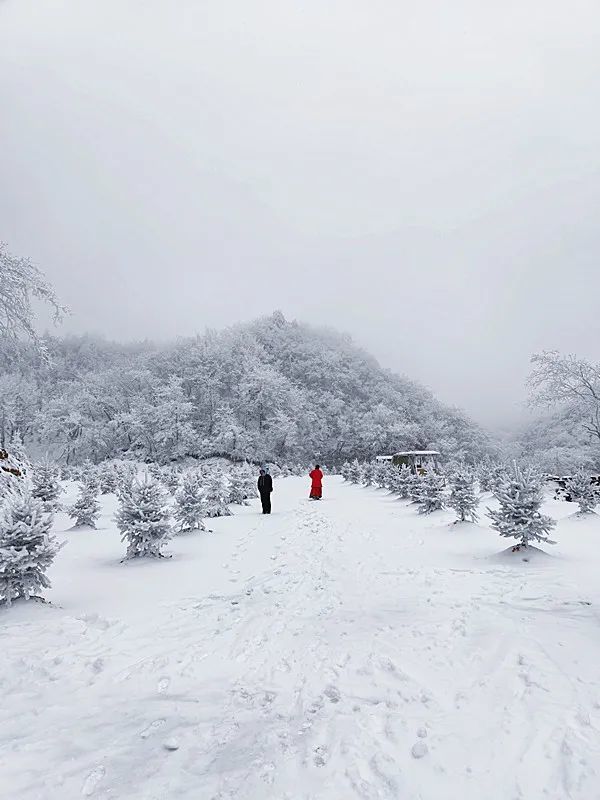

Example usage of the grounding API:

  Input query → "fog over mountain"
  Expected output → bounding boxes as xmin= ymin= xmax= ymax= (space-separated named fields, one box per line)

xmin=2 ymin=0 xmax=600 ymax=428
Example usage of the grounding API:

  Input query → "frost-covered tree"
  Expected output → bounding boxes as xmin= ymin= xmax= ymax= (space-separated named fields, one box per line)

xmin=97 ymin=463 xmax=117 ymax=494
xmin=341 ymin=461 xmax=352 ymax=481
xmin=448 ymin=467 xmax=479 ymax=523
xmin=390 ymin=464 xmax=413 ymax=499
xmin=116 ymin=474 xmax=172 ymax=559
xmin=565 ymin=468 xmax=598 ymax=514
xmin=361 ymin=461 xmax=375 ymax=487
xmin=228 ymin=467 xmax=251 ymax=505
xmin=417 ymin=472 xmax=446 ymax=514
xmin=409 ymin=473 xmax=424 ymax=503
xmin=347 ymin=459 xmax=362 ymax=484
xmin=204 ymin=469 xmax=233 ymax=518
xmin=32 ymin=461 xmax=62 ymax=510
xmin=487 ymin=466 xmax=556 ymax=550
xmin=0 ymin=243 xmax=66 ymax=347
xmin=68 ymin=482 xmax=101 ymax=528
xmin=0 ymin=488 xmax=61 ymax=605
xmin=174 ymin=470 xmax=207 ymax=532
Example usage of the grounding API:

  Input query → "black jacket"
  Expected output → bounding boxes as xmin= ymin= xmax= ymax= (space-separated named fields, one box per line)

xmin=258 ymin=474 xmax=273 ymax=494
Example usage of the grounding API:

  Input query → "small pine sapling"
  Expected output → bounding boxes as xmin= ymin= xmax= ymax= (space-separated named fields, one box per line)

xmin=391 ymin=464 xmax=414 ymax=499
xmin=361 ymin=462 xmax=375 ymax=487
xmin=341 ymin=462 xmax=352 ymax=481
xmin=68 ymin=482 xmax=101 ymax=528
xmin=174 ymin=471 xmax=207 ymax=532
xmin=417 ymin=472 xmax=446 ymax=514
xmin=97 ymin=463 xmax=117 ymax=494
xmin=565 ymin=468 xmax=598 ymax=514
xmin=347 ymin=460 xmax=362 ymax=483
xmin=228 ymin=467 xmax=250 ymax=505
xmin=32 ymin=461 xmax=63 ymax=511
xmin=204 ymin=469 xmax=233 ymax=518
xmin=116 ymin=474 xmax=172 ymax=559
xmin=448 ymin=467 xmax=479 ymax=523
xmin=487 ymin=466 xmax=556 ymax=551
xmin=0 ymin=488 xmax=62 ymax=605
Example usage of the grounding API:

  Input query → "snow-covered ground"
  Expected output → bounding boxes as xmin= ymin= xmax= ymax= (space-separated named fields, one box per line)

xmin=1 ymin=476 xmax=600 ymax=800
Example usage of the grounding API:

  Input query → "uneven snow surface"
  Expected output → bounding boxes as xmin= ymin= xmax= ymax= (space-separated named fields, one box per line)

xmin=2 ymin=476 xmax=600 ymax=799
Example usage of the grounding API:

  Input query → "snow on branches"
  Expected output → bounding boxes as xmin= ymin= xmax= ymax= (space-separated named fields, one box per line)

xmin=487 ymin=466 xmax=556 ymax=550
xmin=0 ymin=488 xmax=62 ymax=605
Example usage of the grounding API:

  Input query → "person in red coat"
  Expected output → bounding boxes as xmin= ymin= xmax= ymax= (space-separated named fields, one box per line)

xmin=309 ymin=464 xmax=323 ymax=500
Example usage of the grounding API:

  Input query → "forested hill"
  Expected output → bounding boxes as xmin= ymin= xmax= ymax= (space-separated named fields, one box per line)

xmin=0 ymin=312 xmax=491 ymax=465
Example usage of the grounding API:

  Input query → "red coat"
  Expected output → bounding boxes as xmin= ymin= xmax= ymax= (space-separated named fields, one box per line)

xmin=309 ymin=469 xmax=323 ymax=488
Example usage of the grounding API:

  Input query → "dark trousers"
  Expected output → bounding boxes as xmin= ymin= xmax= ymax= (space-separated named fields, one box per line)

xmin=260 ymin=491 xmax=271 ymax=514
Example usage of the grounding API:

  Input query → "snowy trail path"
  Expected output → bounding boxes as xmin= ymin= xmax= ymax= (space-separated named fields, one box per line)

xmin=1 ymin=477 xmax=600 ymax=799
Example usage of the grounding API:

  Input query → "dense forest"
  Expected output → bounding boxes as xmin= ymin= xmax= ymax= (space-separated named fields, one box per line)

xmin=0 ymin=312 xmax=492 ymax=466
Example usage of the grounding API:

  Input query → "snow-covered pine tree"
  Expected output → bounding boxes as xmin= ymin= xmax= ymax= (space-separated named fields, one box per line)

xmin=408 ymin=473 xmax=424 ymax=503
xmin=32 ymin=461 xmax=62 ymax=511
xmin=0 ymin=488 xmax=61 ymax=605
xmin=115 ymin=474 xmax=172 ymax=559
xmin=97 ymin=462 xmax=117 ymax=494
xmin=174 ymin=470 xmax=207 ymax=532
xmin=417 ymin=472 xmax=446 ymax=514
xmin=68 ymin=481 xmax=101 ymax=528
xmin=204 ymin=468 xmax=233 ymax=518
xmin=565 ymin=468 xmax=598 ymax=514
xmin=240 ymin=465 xmax=257 ymax=503
xmin=448 ymin=466 xmax=479 ymax=523
xmin=489 ymin=461 xmax=509 ymax=493
xmin=390 ymin=464 xmax=414 ymax=499
xmin=487 ymin=466 xmax=556 ymax=551
xmin=163 ymin=466 xmax=182 ymax=494
xmin=347 ymin=459 xmax=362 ymax=484
xmin=341 ymin=461 xmax=352 ymax=481
xmin=361 ymin=461 xmax=375 ymax=487
xmin=227 ymin=466 xmax=250 ymax=505
xmin=477 ymin=460 xmax=493 ymax=492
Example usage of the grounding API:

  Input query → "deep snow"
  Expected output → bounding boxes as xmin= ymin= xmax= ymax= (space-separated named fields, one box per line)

xmin=1 ymin=476 xmax=599 ymax=799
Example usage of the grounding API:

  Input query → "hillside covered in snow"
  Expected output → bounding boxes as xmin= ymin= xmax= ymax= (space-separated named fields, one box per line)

xmin=0 ymin=312 xmax=491 ymax=465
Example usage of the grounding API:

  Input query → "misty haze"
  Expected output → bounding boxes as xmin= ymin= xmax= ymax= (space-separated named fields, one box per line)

xmin=2 ymin=2 xmax=600 ymax=799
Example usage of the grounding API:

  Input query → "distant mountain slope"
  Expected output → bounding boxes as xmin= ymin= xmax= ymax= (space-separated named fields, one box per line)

xmin=0 ymin=312 xmax=491 ymax=464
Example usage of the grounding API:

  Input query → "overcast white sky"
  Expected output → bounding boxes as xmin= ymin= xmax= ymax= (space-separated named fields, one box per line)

xmin=1 ymin=0 xmax=599 ymax=427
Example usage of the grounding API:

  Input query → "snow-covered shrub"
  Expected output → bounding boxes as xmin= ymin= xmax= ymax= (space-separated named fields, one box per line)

xmin=487 ymin=466 xmax=556 ymax=550
xmin=97 ymin=463 xmax=117 ymax=494
xmin=174 ymin=470 xmax=207 ymax=532
xmin=68 ymin=482 xmax=101 ymax=528
xmin=341 ymin=462 xmax=352 ymax=481
xmin=347 ymin=460 xmax=362 ymax=483
xmin=448 ymin=467 xmax=479 ymax=523
xmin=408 ymin=473 xmax=424 ymax=503
xmin=417 ymin=472 xmax=446 ymax=514
xmin=361 ymin=462 xmax=374 ymax=487
xmin=0 ymin=488 xmax=61 ymax=605
xmin=116 ymin=474 xmax=172 ymax=559
xmin=390 ymin=464 xmax=413 ymax=499
xmin=565 ymin=469 xmax=598 ymax=514
xmin=476 ymin=461 xmax=493 ymax=492
xmin=68 ymin=483 xmax=100 ymax=528
xmin=32 ymin=461 xmax=62 ymax=510
xmin=204 ymin=469 xmax=233 ymax=518
xmin=228 ymin=467 xmax=251 ymax=505
xmin=163 ymin=466 xmax=182 ymax=494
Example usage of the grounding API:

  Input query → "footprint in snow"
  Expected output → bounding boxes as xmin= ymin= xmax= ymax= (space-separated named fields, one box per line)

xmin=141 ymin=718 xmax=166 ymax=739
xmin=313 ymin=745 xmax=329 ymax=767
xmin=411 ymin=741 xmax=428 ymax=759
xmin=324 ymin=685 xmax=341 ymax=704
xmin=158 ymin=677 xmax=170 ymax=694
xmin=81 ymin=766 xmax=105 ymax=796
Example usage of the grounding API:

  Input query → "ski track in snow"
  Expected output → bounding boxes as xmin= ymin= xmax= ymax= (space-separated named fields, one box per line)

xmin=1 ymin=477 xmax=600 ymax=799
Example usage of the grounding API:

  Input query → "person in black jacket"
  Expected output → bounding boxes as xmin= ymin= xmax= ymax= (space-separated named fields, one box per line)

xmin=257 ymin=468 xmax=273 ymax=514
